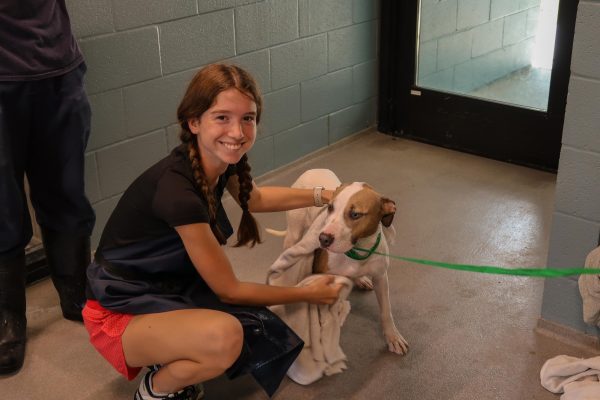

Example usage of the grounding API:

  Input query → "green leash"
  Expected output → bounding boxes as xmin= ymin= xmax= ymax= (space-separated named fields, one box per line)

xmin=349 ymin=239 xmax=600 ymax=278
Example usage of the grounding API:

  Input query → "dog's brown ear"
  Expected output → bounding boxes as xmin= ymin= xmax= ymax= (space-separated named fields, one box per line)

xmin=381 ymin=197 xmax=396 ymax=227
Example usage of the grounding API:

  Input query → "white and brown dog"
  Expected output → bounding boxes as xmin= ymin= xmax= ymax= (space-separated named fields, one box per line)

xmin=268 ymin=169 xmax=408 ymax=355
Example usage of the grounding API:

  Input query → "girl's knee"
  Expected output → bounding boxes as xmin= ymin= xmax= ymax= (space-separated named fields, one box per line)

xmin=219 ymin=315 xmax=244 ymax=366
xmin=203 ymin=314 xmax=243 ymax=370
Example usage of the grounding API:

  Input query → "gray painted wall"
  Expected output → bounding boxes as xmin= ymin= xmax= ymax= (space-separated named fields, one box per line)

xmin=418 ymin=0 xmax=539 ymax=93
xmin=65 ymin=0 xmax=379 ymax=246
xmin=541 ymin=0 xmax=600 ymax=335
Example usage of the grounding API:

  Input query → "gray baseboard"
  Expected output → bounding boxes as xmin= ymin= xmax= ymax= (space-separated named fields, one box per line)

xmin=536 ymin=318 xmax=600 ymax=353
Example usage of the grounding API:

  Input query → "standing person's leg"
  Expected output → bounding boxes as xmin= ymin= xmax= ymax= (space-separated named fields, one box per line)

xmin=0 ymin=252 xmax=26 ymax=374
xmin=0 ymin=81 xmax=34 ymax=374
xmin=122 ymin=309 xmax=243 ymax=398
xmin=27 ymin=63 xmax=96 ymax=321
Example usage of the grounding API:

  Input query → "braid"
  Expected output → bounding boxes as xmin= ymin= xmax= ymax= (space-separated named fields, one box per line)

xmin=234 ymin=154 xmax=261 ymax=247
xmin=185 ymin=140 xmax=227 ymax=245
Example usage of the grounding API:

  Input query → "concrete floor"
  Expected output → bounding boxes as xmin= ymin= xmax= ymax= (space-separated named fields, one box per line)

xmin=2 ymin=130 xmax=598 ymax=399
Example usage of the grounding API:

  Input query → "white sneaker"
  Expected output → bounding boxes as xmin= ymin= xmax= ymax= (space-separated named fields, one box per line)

xmin=134 ymin=370 xmax=204 ymax=400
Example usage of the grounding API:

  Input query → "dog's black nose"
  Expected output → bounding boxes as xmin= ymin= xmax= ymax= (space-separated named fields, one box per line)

xmin=319 ymin=233 xmax=334 ymax=248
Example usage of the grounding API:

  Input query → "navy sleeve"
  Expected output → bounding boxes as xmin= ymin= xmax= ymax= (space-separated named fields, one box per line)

xmin=152 ymin=168 xmax=211 ymax=228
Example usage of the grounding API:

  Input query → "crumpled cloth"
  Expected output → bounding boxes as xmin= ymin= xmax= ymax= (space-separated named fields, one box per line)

xmin=267 ymin=210 xmax=354 ymax=385
xmin=578 ymin=246 xmax=600 ymax=326
xmin=541 ymin=355 xmax=600 ymax=400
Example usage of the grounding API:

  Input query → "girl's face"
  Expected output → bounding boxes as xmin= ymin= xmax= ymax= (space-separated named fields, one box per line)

xmin=188 ymin=88 xmax=257 ymax=174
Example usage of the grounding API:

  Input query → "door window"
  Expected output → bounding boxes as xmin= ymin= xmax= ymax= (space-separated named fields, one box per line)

xmin=416 ymin=0 xmax=559 ymax=111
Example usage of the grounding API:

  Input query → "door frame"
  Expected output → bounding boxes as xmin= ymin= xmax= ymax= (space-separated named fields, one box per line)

xmin=378 ymin=0 xmax=579 ymax=172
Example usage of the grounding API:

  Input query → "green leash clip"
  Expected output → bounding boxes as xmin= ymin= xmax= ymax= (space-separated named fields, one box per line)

xmin=345 ymin=233 xmax=382 ymax=260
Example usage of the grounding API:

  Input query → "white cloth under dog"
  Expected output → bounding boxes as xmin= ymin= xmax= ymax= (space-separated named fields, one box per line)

xmin=267 ymin=211 xmax=354 ymax=385
xmin=578 ymin=246 xmax=600 ymax=326
xmin=541 ymin=355 xmax=600 ymax=399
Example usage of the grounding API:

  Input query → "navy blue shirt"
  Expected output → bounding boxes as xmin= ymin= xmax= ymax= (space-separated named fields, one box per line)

xmin=0 ymin=0 xmax=83 ymax=81
xmin=98 ymin=144 xmax=235 ymax=252
xmin=88 ymin=145 xmax=235 ymax=308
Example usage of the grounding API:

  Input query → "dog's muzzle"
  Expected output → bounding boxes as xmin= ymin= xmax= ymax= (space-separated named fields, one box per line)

xmin=319 ymin=232 xmax=334 ymax=248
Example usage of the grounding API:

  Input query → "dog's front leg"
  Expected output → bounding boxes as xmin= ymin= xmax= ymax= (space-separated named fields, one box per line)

xmin=372 ymin=271 xmax=409 ymax=355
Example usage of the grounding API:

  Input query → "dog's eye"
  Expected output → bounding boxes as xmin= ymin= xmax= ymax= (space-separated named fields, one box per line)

xmin=327 ymin=204 xmax=334 ymax=213
xmin=349 ymin=210 xmax=363 ymax=220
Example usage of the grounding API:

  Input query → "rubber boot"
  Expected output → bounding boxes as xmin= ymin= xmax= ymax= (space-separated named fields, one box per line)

xmin=41 ymin=228 xmax=90 ymax=322
xmin=0 ymin=252 xmax=27 ymax=375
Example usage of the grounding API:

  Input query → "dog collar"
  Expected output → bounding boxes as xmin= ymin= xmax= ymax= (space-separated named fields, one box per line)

xmin=345 ymin=233 xmax=382 ymax=261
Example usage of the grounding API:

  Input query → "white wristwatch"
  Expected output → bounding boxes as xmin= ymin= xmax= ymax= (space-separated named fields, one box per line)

xmin=313 ymin=186 xmax=325 ymax=207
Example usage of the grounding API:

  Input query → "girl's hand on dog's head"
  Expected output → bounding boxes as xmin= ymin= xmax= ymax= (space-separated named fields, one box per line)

xmin=304 ymin=275 xmax=344 ymax=305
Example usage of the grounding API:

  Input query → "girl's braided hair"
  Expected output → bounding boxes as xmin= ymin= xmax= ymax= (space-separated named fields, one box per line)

xmin=177 ymin=64 xmax=262 ymax=247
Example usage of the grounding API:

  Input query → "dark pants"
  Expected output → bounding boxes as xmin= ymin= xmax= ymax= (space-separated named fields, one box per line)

xmin=0 ymin=62 xmax=96 ymax=261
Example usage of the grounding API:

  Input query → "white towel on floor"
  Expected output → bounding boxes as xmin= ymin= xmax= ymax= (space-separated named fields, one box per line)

xmin=540 ymin=355 xmax=600 ymax=400
xmin=267 ymin=211 xmax=353 ymax=385
xmin=578 ymin=246 xmax=600 ymax=326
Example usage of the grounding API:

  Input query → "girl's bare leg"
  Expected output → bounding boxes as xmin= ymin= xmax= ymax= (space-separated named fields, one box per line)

xmin=122 ymin=309 xmax=243 ymax=393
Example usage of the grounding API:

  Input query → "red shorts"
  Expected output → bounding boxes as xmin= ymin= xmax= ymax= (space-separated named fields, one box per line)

xmin=82 ymin=300 xmax=141 ymax=380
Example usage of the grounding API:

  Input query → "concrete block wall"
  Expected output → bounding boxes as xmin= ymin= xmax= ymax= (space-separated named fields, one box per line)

xmin=541 ymin=0 xmax=600 ymax=335
xmin=65 ymin=0 xmax=379 ymax=246
xmin=418 ymin=0 xmax=539 ymax=93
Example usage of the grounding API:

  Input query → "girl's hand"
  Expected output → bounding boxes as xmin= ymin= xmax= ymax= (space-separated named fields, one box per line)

xmin=304 ymin=275 xmax=344 ymax=305
xmin=322 ymin=189 xmax=334 ymax=205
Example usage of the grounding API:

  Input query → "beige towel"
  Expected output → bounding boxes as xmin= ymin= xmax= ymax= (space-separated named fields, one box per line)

xmin=267 ymin=211 xmax=353 ymax=385
xmin=274 ymin=275 xmax=353 ymax=385
xmin=541 ymin=355 xmax=600 ymax=399
xmin=578 ymin=246 xmax=600 ymax=326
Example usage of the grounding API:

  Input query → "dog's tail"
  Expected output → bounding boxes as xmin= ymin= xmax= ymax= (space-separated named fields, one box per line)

xmin=265 ymin=228 xmax=287 ymax=237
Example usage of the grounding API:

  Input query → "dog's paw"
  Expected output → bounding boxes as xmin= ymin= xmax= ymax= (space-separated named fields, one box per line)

xmin=353 ymin=276 xmax=374 ymax=290
xmin=385 ymin=329 xmax=409 ymax=355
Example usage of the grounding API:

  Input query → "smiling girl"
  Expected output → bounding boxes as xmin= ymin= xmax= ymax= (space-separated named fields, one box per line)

xmin=82 ymin=64 xmax=342 ymax=400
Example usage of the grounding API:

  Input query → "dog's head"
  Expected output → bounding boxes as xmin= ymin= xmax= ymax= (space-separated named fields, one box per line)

xmin=318 ymin=182 xmax=396 ymax=253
